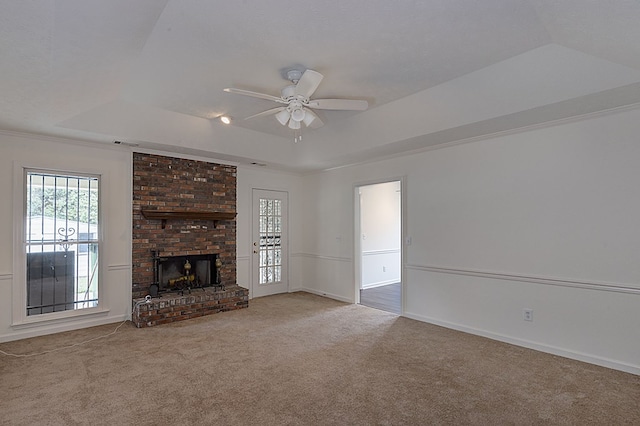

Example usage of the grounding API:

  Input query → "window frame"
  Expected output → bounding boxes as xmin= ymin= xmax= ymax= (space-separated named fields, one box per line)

xmin=12 ymin=164 xmax=107 ymax=327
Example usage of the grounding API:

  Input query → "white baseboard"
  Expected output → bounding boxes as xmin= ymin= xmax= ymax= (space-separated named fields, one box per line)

xmin=299 ymin=287 xmax=353 ymax=304
xmin=0 ymin=314 xmax=130 ymax=343
xmin=404 ymin=311 xmax=639 ymax=376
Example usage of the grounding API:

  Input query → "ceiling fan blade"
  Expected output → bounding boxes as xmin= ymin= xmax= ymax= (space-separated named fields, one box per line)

xmin=223 ymin=88 xmax=286 ymax=104
xmin=244 ymin=107 xmax=286 ymax=120
xmin=303 ymin=109 xmax=324 ymax=129
xmin=294 ymin=70 xmax=324 ymax=99
xmin=307 ymin=98 xmax=368 ymax=111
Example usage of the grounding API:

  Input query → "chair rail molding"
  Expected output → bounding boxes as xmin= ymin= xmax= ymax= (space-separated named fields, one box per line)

xmin=292 ymin=253 xmax=352 ymax=263
xmin=407 ymin=264 xmax=640 ymax=295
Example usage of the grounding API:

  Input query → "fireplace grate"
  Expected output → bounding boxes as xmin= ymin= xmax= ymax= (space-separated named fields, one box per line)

xmin=150 ymin=251 xmax=222 ymax=297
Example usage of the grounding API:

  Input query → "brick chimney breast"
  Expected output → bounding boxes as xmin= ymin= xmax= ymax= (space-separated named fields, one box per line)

xmin=132 ymin=153 xmax=237 ymax=299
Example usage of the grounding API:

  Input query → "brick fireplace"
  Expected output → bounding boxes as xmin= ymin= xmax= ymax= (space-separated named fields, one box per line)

xmin=131 ymin=153 xmax=247 ymax=327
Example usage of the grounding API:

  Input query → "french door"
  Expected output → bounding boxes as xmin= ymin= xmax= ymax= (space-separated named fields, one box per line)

xmin=252 ymin=189 xmax=288 ymax=297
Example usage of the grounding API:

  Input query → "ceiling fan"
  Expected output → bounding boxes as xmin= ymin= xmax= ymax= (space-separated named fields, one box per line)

xmin=224 ymin=69 xmax=368 ymax=142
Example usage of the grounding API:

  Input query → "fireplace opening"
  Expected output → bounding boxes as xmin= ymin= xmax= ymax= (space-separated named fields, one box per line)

xmin=151 ymin=251 xmax=221 ymax=297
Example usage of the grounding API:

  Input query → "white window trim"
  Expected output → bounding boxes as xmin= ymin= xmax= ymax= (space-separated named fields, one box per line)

xmin=12 ymin=161 xmax=108 ymax=327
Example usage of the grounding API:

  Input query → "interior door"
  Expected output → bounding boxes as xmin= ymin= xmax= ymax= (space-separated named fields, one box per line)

xmin=252 ymin=189 xmax=288 ymax=298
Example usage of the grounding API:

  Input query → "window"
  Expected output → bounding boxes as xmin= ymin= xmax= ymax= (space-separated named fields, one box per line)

xmin=25 ymin=171 xmax=100 ymax=316
xmin=258 ymin=197 xmax=282 ymax=284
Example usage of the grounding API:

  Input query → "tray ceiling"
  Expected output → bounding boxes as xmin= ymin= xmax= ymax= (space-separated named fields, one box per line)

xmin=2 ymin=0 xmax=640 ymax=171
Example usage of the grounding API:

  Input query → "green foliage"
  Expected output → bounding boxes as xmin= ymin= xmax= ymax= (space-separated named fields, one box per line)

xmin=27 ymin=186 xmax=98 ymax=224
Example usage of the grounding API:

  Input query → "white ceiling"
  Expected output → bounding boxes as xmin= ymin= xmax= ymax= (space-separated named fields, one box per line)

xmin=2 ymin=0 xmax=640 ymax=172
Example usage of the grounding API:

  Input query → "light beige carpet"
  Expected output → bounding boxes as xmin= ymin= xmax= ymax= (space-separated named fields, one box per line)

xmin=1 ymin=292 xmax=638 ymax=425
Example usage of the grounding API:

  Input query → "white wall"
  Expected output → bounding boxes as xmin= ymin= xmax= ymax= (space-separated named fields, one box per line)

xmin=298 ymin=107 xmax=640 ymax=374
xmin=0 ymin=133 xmax=132 ymax=342
xmin=359 ymin=181 xmax=401 ymax=288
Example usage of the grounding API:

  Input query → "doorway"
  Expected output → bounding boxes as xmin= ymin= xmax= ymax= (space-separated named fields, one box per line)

xmin=252 ymin=189 xmax=289 ymax=298
xmin=356 ymin=180 xmax=402 ymax=314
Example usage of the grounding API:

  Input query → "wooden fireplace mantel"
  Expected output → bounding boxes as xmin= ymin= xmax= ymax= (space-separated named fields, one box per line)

xmin=141 ymin=210 xmax=236 ymax=229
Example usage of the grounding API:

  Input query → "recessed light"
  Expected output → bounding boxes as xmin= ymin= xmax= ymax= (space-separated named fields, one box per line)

xmin=220 ymin=116 xmax=231 ymax=124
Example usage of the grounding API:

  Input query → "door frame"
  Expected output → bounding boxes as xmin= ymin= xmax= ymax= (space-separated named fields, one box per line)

xmin=251 ymin=188 xmax=289 ymax=298
xmin=354 ymin=177 xmax=406 ymax=313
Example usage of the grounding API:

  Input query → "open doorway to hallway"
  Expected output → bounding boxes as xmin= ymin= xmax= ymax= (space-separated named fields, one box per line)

xmin=356 ymin=180 xmax=402 ymax=314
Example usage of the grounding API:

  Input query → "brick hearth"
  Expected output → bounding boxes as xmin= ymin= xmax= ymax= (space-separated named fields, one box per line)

xmin=132 ymin=285 xmax=248 ymax=328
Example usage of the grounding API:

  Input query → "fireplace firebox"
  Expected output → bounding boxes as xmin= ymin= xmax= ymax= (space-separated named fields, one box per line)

xmin=150 ymin=251 xmax=221 ymax=297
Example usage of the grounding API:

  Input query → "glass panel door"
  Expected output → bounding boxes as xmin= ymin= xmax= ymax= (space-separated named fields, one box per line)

xmin=252 ymin=190 xmax=288 ymax=297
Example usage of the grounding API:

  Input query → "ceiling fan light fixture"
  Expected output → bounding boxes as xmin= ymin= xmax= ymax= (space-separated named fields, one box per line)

xmin=291 ymin=108 xmax=305 ymax=122
xmin=288 ymin=119 xmax=301 ymax=130
xmin=275 ymin=109 xmax=290 ymax=126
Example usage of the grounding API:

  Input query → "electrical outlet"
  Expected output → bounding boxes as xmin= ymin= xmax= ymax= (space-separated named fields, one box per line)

xmin=383 ymin=266 xmax=386 ymax=272
xmin=523 ymin=309 xmax=533 ymax=322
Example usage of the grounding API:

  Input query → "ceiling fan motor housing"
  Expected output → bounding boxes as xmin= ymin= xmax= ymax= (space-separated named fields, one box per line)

xmin=280 ymin=85 xmax=307 ymax=122
xmin=281 ymin=85 xmax=297 ymax=100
